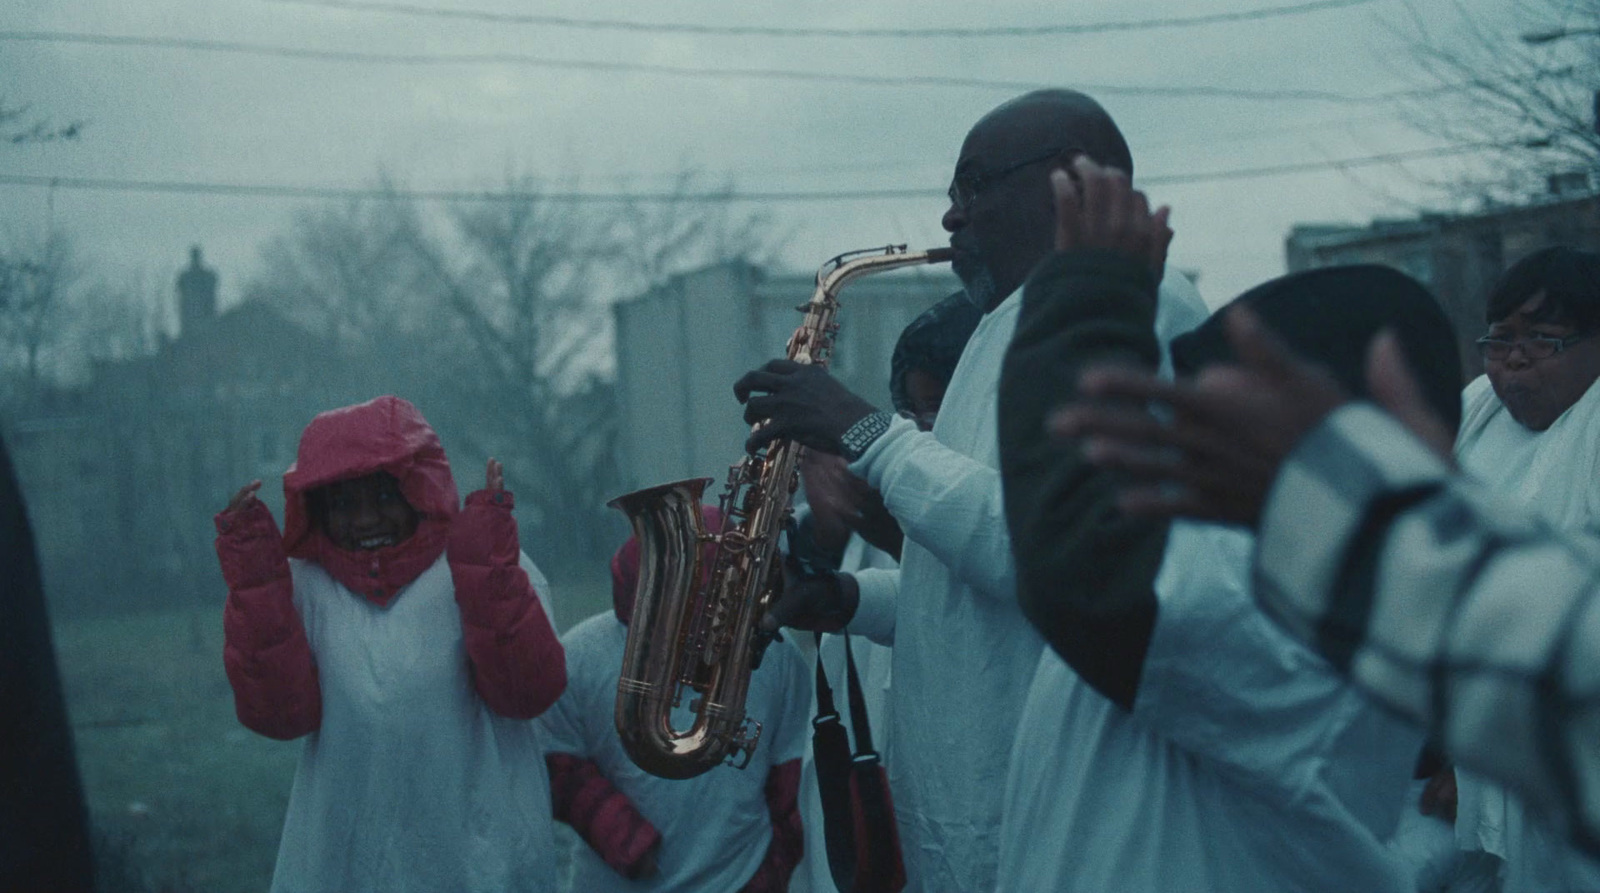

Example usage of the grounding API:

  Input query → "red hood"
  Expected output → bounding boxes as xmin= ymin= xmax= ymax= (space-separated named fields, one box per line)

xmin=282 ymin=395 xmax=459 ymax=604
xmin=611 ymin=505 xmax=724 ymax=625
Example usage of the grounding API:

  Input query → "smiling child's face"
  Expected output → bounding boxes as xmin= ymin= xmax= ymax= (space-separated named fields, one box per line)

xmin=317 ymin=471 xmax=419 ymax=551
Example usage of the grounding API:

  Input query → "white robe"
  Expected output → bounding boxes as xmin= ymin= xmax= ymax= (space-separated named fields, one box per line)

xmin=998 ymin=522 xmax=1419 ymax=892
xmin=995 ymin=273 xmax=1416 ymax=892
xmin=271 ymin=553 xmax=558 ymax=893
xmin=540 ymin=612 xmax=811 ymax=893
xmin=845 ymin=274 xmax=1207 ymax=891
xmin=1452 ymin=373 xmax=1600 ymax=893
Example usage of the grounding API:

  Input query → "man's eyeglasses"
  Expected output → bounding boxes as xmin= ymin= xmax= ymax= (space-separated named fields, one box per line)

xmin=947 ymin=146 xmax=1078 ymax=211
xmin=1475 ymin=333 xmax=1589 ymax=362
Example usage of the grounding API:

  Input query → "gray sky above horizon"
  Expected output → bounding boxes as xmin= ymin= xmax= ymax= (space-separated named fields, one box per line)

xmin=1 ymin=0 xmax=1550 ymax=320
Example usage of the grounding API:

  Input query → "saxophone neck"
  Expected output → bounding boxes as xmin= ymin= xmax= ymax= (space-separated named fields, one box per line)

xmin=816 ymin=244 xmax=955 ymax=296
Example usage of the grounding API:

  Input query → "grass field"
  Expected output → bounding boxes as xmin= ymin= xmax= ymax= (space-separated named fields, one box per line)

xmin=52 ymin=574 xmax=613 ymax=892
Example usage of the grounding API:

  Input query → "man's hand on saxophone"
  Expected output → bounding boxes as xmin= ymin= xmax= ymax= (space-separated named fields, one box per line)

xmin=759 ymin=559 xmax=861 ymax=635
xmin=735 ymin=358 xmax=882 ymax=637
xmin=734 ymin=359 xmax=884 ymax=459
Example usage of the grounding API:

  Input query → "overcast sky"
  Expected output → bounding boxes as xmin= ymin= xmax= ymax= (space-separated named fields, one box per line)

xmin=1 ymin=0 xmax=1551 ymax=318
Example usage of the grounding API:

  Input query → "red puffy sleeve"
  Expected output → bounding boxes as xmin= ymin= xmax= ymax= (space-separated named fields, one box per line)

xmin=546 ymin=753 xmax=662 ymax=878
xmin=740 ymin=757 xmax=804 ymax=893
xmin=446 ymin=489 xmax=566 ymax=719
xmin=216 ymin=501 xmax=322 ymax=740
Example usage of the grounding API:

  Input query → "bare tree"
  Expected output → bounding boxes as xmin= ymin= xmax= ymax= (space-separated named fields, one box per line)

xmin=248 ymin=172 xmax=770 ymax=574
xmin=1396 ymin=0 xmax=1600 ymax=202
xmin=75 ymin=273 xmax=166 ymax=365
xmin=603 ymin=168 xmax=778 ymax=296
xmin=245 ymin=187 xmax=427 ymax=342
xmin=0 ymin=231 xmax=81 ymax=404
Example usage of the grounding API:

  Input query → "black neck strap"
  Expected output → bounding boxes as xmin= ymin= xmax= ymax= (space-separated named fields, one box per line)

xmin=813 ymin=631 xmax=878 ymax=760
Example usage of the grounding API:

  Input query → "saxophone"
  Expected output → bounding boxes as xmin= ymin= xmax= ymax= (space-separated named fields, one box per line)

xmin=608 ymin=244 xmax=954 ymax=779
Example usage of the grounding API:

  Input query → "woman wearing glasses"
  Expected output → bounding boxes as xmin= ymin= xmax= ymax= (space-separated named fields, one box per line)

xmin=1439 ymin=246 xmax=1600 ymax=893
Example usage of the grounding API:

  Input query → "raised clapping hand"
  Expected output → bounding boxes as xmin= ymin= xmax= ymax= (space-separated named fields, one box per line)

xmin=1052 ymin=156 xmax=1173 ymax=277
xmin=1048 ymin=308 xmax=1455 ymax=527
xmin=225 ymin=479 xmax=263 ymax=515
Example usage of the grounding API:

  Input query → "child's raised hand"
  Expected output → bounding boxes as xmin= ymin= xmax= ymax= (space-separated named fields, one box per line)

xmin=225 ymin=480 xmax=263 ymax=514
xmin=485 ymin=459 xmax=504 ymax=495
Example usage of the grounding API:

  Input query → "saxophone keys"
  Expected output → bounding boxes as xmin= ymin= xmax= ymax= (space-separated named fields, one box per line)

xmin=725 ymin=717 xmax=763 ymax=770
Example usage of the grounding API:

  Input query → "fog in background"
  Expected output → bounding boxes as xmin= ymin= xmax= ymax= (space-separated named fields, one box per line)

xmin=7 ymin=0 xmax=1565 ymax=308
xmin=3 ymin=0 xmax=1595 ymax=888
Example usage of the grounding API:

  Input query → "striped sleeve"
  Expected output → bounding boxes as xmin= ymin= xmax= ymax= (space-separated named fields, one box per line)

xmin=1254 ymin=402 xmax=1600 ymax=854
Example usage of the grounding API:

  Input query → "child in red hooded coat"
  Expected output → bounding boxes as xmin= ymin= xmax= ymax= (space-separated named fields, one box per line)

xmin=214 ymin=395 xmax=566 ymax=893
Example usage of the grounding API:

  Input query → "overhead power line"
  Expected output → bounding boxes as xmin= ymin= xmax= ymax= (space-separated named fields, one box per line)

xmin=0 ymin=30 xmax=1415 ymax=103
xmin=0 ymin=143 xmax=1507 ymax=203
xmin=1141 ymin=141 xmax=1502 ymax=184
xmin=264 ymin=0 xmax=1377 ymax=39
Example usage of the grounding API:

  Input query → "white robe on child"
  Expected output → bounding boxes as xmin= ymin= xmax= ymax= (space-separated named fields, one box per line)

xmin=1451 ymin=374 xmax=1600 ymax=893
xmin=541 ymin=612 xmax=811 ymax=893
xmin=271 ymin=553 xmax=558 ymax=893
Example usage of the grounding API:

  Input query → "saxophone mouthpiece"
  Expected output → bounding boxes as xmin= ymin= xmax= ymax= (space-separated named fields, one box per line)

xmin=924 ymin=247 xmax=956 ymax=264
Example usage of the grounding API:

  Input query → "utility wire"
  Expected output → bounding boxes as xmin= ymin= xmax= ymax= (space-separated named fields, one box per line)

xmin=264 ymin=0 xmax=1377 ymax=39
xmin=0 ymin=142 xmax=1508 ymax=203
xmin=0 ymin=30 xmax=1424 ymax=103
xmin=601 ymin=111 xmax=1413 ymax=182
xmin=1141 ymin=140 xmax=1503 ymax=184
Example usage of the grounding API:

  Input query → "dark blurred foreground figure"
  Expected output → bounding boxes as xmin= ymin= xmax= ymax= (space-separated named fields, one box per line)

xmin=996 ymin=158 xmax=1461 ymax=890
xmin=0 ymin=433 xmax=95 ymax=891
xmin=1049 ymin=248 xmax=1600 ymax=860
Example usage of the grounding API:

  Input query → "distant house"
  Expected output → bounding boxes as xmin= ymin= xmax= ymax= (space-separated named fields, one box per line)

xmin=7 ymin=252 xmax=381 ymax=614
xmin=612 ymin=258 xmax=961 ymax=494
xmin=1285 ymin=189 xmax=1600 ymax=378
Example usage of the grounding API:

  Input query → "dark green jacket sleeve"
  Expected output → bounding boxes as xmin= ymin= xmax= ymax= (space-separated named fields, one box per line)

xmin=998 ymin=250 xmax=1173 ymax=710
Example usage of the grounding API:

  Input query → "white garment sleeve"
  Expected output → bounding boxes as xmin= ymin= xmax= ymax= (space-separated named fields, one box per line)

xmin=848 ymin=414 xmax=1016 ymax=605
xmin=1133 ymin=523 xmax=1365 ymax=800
xmin=539 ymin=624 xmax=604 ymax=755
xmin=846 ymin=566 xmax=897 ymax=646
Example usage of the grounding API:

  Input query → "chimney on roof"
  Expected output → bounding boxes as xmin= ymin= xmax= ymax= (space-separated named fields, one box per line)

xmin=175 ymin=245 xmax=217 ymax=339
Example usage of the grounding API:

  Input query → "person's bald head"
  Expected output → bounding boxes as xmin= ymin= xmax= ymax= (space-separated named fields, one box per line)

xmin=967 ymin=91 xmax=1132 ymax=177
xmin=944 ymin=90 xmax=1132 ymax=311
